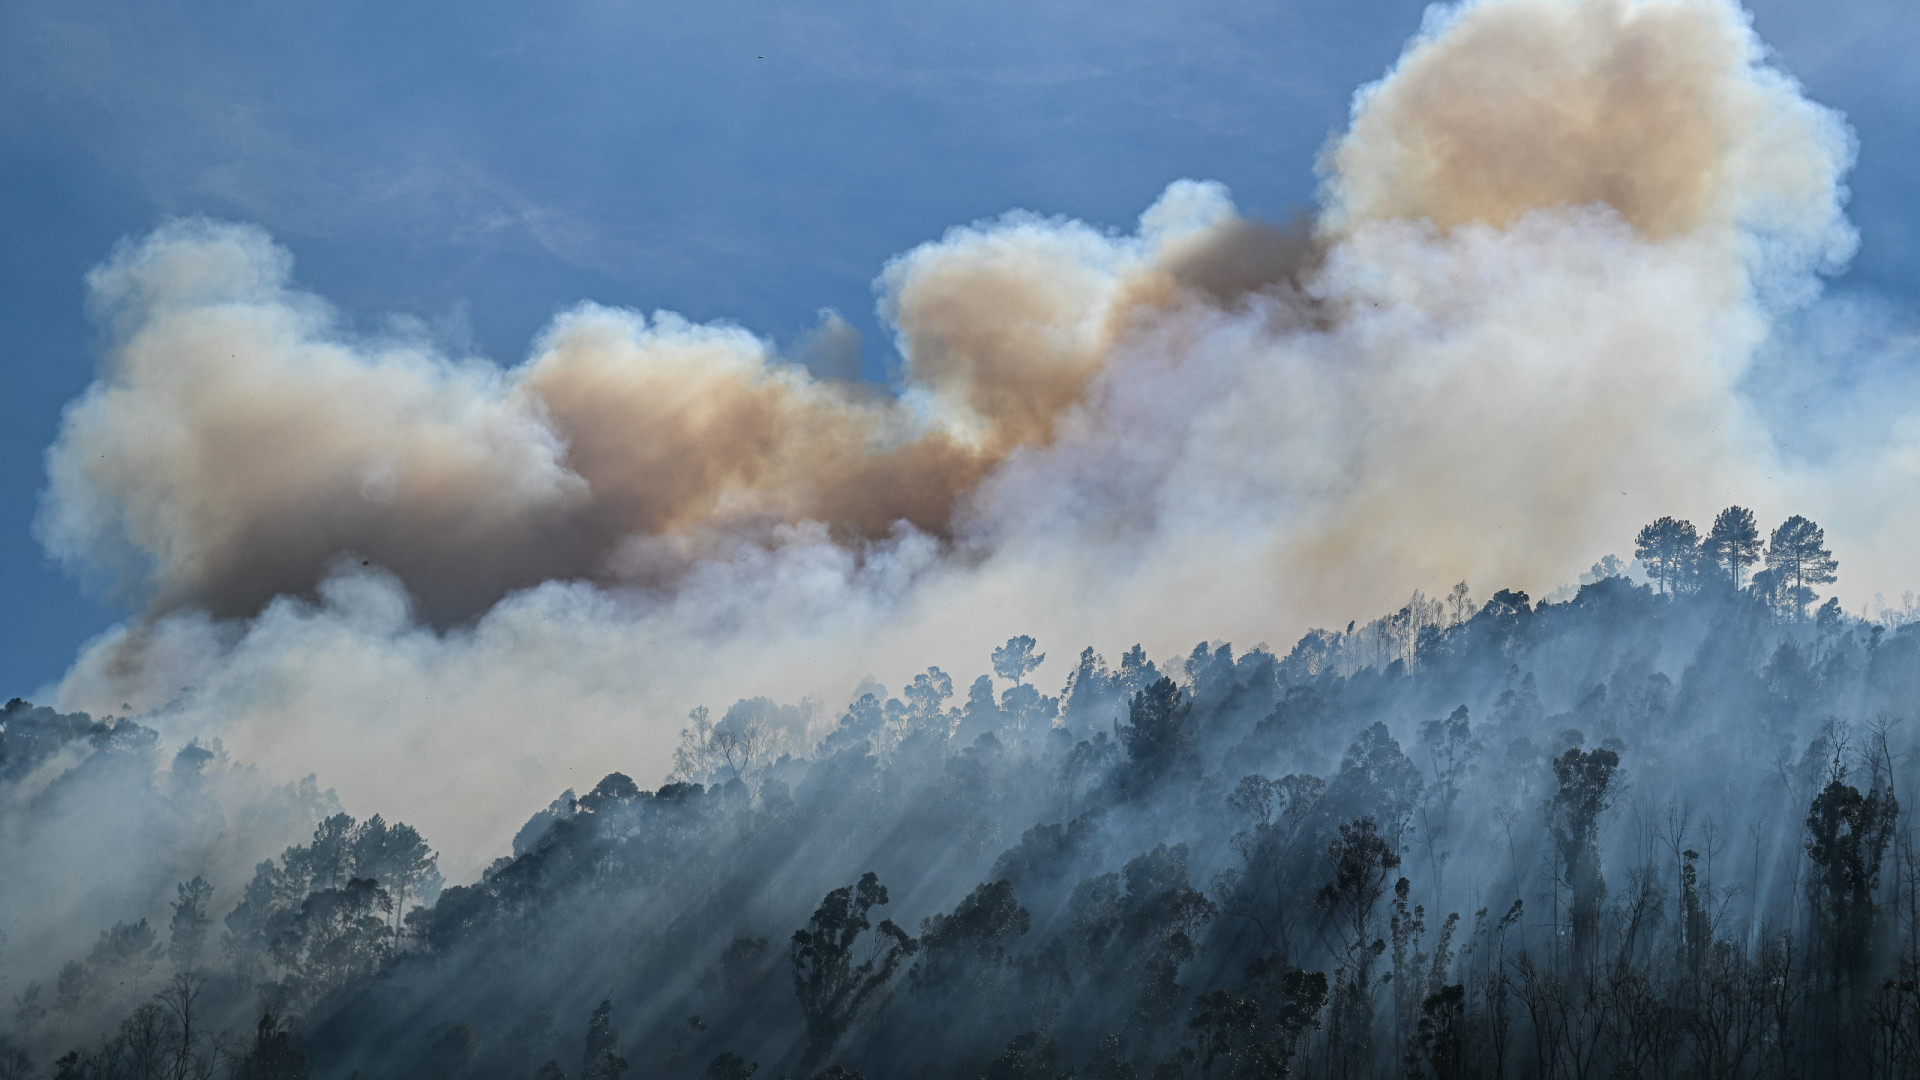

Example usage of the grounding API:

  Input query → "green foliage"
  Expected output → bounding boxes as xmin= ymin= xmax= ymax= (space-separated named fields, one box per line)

xmin=1115 ymin=678 xmax=1196 ymax=799
xmin=581 ymin=999 xmax=628 ymax=1080
xmin=168 ymin=877 xmax=215 ymax=973
xmin=1548 ymin=745 xmax=1620 ymax=979
xmin=1634 ymin=515 xmax=1701 ymax=595
xmin=230 ymin=1011 xmax=309 ymax=1080
xmin=1703 ymin=505 xmax=1762 ymax=586
xmin=791 ymin=873 xmax=918 ymax=1068
xmin=993 ymin=637 xmax=1045 ymax=686
xmin=1766 ymin=514 xmax=1839 ymax=617
xmin=980 ymin=1031 xmax=1067 ymax=1080
xmin=1804 ymin=765 xmax=1900 ymax=991
xmin=912 ymin=880 xmax=1030 ymax=992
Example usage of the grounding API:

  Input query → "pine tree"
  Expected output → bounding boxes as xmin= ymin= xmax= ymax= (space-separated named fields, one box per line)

xmin=1766 ymin=515 xmax=1838 ymax=617
xmin=1703 ymin=505 xmax=1762 ymax=587
xmin=167 ymin=877 xmax=214 ymax=972
xmin=1634 ymin=516 xmax=1700 ymax=595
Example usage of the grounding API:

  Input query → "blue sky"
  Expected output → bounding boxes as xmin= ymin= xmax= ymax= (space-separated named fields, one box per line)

xmin=2 ymin=0 xmax=1915 ymax=700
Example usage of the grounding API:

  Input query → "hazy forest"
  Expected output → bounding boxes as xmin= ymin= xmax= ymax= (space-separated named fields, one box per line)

xmin=4 ymin=507 xmax=1918 ymax=1080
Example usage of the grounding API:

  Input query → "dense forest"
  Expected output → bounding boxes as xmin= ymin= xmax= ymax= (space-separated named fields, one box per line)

xmin=3 ymin=507 xmax=1918 ymax=1079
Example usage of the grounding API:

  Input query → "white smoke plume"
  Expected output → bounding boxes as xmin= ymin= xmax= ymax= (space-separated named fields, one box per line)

xmin=36 ymin=0 xmax=1913 ymax=875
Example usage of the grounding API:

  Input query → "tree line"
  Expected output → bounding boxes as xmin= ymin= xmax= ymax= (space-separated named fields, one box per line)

xmin=1632 ymin=507 xmax=1836 ymax=618
xmin=2 ymin=508 xmax=1917 ymax=1079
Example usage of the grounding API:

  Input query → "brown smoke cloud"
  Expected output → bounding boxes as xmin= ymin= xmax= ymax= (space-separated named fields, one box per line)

xmin=45 ymin=0 xmax=1904 ymax=872
xmin=42 ymin=199 xmax=1302 ymax=625
xmin=46 ymin=0 xmax=1851 ymax=629
xmin=1321 ymin=0 xmax=1852 ymax=261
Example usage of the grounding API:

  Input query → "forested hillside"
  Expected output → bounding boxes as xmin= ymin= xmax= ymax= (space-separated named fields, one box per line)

xmin=4 ymin=508 xmax=1917 ymax=1079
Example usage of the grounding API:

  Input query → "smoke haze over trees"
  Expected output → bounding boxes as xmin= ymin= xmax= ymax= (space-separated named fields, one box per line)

xmin=6 ymin=508 xmax=1920 ymax=1078
xmin=6 ymin=0 xmax=1920 ymax=1075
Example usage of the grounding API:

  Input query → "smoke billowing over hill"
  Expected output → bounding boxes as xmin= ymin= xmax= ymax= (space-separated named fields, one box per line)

xmin=5 ymin=0 xmax=1920 ymax=1077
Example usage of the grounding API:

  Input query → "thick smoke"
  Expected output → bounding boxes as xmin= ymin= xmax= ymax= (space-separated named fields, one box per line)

xmin=32 ymin=0 xmax=1909 ymax=879
xmin=1321 ymin=0 xmax=1853 ymax=259
xmin=39 ymin=215 xmax=1120 ymax=624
